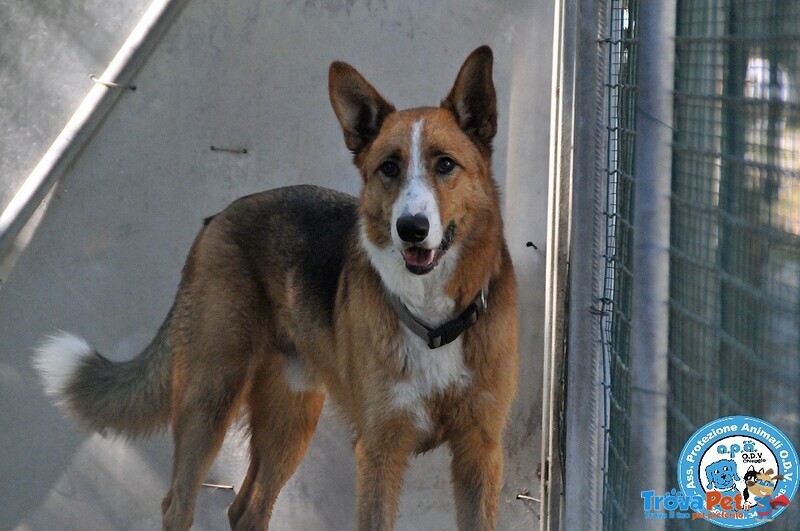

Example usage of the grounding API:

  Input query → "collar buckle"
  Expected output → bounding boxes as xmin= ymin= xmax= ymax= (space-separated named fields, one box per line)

xmin=388 ymin=288 xmax=488 ymax=350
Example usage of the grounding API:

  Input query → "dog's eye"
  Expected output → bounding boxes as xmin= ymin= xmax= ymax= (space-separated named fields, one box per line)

xmin=435 ymin=157 xmax=457 ymax=175
xmin=379 ymin=160 xmax=400 ymax=178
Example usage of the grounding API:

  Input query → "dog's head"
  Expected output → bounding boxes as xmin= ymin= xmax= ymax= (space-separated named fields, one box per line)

xmin=705 ymin=459 xmax=740 ymax=491
xmin=328 ymin=47 xmax=502 ymax=286
xmin=745 ymin=467 xmax=784 ymax=497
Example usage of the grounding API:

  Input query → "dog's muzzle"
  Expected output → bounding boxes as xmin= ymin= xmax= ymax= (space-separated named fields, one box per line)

xmin=400 ymin=221 xmax=456 ymax=275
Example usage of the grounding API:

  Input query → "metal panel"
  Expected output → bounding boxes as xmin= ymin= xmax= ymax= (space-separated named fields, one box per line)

xmin=0 ymin=0 xmax=151 ymax=209
xmin=0 ymin=0 xmax=553 ymax=529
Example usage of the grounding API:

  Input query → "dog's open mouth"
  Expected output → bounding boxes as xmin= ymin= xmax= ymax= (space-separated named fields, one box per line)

xmin=402 ymin=247 xmax=439 ymax=274
xmin=401 ymin=222 xmax=455 ymax=275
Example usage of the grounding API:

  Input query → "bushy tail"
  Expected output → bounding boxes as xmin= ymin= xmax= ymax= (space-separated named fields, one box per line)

xmin=33 ymin=315 xmax=173 ymax=438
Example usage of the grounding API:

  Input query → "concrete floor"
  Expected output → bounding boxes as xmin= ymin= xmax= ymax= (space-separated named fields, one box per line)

xmin=0 ymin=0 xmax=553 ymax=529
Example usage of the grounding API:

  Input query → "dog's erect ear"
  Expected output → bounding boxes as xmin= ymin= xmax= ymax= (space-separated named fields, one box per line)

xmin=441 ymin=45 xmax=497 ymax=151
xmin=329 ymin=62 xmax=395 ymax=155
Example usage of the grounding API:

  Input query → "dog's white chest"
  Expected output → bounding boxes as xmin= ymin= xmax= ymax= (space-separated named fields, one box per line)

xmin=389 ymin=328 xmax=471 ymax=433
xmin=359 ymin=222 xmax=472 ymax=431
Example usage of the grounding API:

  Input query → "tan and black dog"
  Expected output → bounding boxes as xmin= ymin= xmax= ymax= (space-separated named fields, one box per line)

xmin=34 ymin=46 xmax=519 ymax=530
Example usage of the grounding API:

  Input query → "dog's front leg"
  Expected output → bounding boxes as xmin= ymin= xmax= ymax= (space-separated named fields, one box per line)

xmin=354 ymin=419 xmax=417 ymax=531
xmin=449 ymin=426 xmax=504 ymax=531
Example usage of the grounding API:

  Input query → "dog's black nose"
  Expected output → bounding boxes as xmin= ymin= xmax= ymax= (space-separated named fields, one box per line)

xmin=396 ymin=214 xmax=430 ymax=243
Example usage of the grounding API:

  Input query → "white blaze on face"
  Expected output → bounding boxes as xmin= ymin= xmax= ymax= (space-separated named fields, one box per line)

xmin=390 ymin=120 xmax=443 ymax=250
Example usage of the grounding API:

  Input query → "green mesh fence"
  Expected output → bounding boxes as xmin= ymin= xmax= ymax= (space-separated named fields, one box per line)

xmin=668 ymin=1 xmax=800 ymax=529
xmin=600 ymin=1 xmax=638 ymax=529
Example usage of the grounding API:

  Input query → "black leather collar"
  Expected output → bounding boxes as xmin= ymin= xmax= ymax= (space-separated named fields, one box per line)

xmin=387 ymin=289 xmax=487 ymax=349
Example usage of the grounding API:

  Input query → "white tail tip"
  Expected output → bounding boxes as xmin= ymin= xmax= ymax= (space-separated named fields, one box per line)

xmin=33 ymin=331 xmax=93 ymax=397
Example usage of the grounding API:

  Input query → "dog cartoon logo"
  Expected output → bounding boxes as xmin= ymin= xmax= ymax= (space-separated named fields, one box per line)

xmin=743 ymin=467 xmax=791 ymax=519
xmin=705 ymin=458 xmax=741 ymax=495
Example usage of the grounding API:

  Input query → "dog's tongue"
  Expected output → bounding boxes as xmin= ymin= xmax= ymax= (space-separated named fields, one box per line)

xmin=402 ymin=247 xmax=435 ymax=268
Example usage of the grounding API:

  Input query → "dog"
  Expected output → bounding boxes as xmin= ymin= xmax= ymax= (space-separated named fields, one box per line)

xmin=744 ymin=467 xmax=789 ymax=518
xmin=33 ymin=46 xmax=518 ymax=530
xmin=705 ymin=458 xmax=740 ymax=494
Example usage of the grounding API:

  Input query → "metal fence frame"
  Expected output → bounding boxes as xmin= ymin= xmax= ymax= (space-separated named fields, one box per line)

xmin=549 ymin=1 xmax=799 ymax=530
xmin=546 ymin=0 xmax=610 ymax=528
xmin=599 ymin=1 xmax=640 ymax=528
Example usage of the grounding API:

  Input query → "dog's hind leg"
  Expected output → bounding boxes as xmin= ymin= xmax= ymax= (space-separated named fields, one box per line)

xmin=160 ymin=295 xmax=255 ymax=530
xmin=227 ymin=355 xmax=325 ymax=530
xmin=160 ymin=352 xmax=249 ymax=531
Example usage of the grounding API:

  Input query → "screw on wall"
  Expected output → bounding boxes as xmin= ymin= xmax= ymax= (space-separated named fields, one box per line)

xmin=210 ymin=146 xmax=248 ymax=155
xmin=90 ymin=74 xmax=137 ymax=91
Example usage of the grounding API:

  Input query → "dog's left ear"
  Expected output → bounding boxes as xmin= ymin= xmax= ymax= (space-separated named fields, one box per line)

xmin=441 ymin=45 xmax=497 ymax=152
xmin=329 ymin=61 xmax=396 ymax=156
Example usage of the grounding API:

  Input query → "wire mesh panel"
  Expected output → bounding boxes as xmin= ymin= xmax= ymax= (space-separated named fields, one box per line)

xmin=600 ymin=1 xmax=639 ymax=529
xmin=670 ymin=1 xmax=800 ymax=528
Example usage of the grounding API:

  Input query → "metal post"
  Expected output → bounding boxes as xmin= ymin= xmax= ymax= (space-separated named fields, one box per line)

xmin=540 ymin=0 xmax=575 ymax=527
xmin=626 ymin=0 xmax=675 ymax=527
xmin=562 ymin=0 xmax=609 ymax=529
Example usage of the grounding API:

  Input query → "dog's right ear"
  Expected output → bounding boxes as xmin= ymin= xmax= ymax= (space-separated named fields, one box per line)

xmin=441 ymin=45 xmax=497 ymax=155
xmin=329 ymin=62 xmax=395 ymax=156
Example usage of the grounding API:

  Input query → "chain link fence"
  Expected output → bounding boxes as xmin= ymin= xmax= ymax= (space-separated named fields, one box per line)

xmin=667 ymin=1 xmax=800 ymax=528
xmin=593 ymin=0 xmax=799 ymax=529
xmin=599 ymin=0 xmax=639 ymax=529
